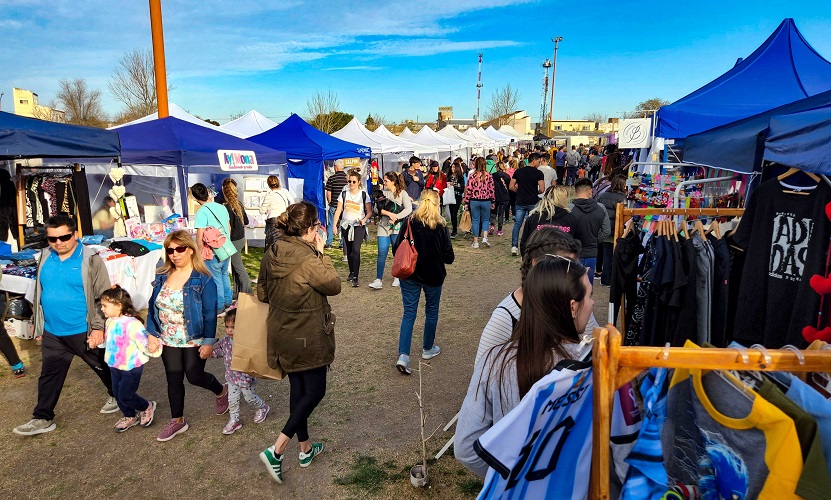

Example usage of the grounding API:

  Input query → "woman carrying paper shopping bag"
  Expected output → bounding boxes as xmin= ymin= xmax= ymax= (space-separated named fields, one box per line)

xmin=257 ymin=201 xmax=341 ymax=484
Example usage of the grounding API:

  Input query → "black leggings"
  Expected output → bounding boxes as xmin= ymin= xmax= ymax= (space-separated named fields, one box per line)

xmin=449 ymin=202 xmax=460 ymax=234
xmin=161 ymin=346 xmax=223 ymax=418
xmin=0 ymin=323 xmax=21 ymax=367
xmin=282 ymin=366 xmax=328 ymax=442
xmin=341 ymin=226 xmax=366 ymax=279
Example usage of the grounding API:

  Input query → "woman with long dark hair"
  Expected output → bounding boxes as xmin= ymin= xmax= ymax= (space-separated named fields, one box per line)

xmin=222 ymin=178 xmax=252 ymax=298
xmin=258 ymin=201 xmax=341 ymax=483
xmin=455 ymin=256 xmax=594 ymax=477
xmin=447 ymin=160 xmax=466 ymax=237
xmin=369 ymin=172 xmax=412 ymax=290
xmin=462 ymin=157 xmax=495 ymax=249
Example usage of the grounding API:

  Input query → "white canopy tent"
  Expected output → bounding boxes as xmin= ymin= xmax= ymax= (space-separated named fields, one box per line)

xmin=398 ymin=127 xmax=416 ymax=140
xmin=109 ymin=103 xmax=247 ymax=138
xmin=464 ymin=127 xmax=499 ymax=151
xmin=409 ymin=126 xmax=467 ymax=161
xmin=332 ymin=118 xmax=434 ymax=175
xmin=437 ymin=125 xmax=484 ymax=157
xmin=219 ymin=110 xmax=278 ymax=138
xmin=485 ymin=126 xmax=514 ymax=144
xmin=498 ymin=124 xmax=533 ymax=141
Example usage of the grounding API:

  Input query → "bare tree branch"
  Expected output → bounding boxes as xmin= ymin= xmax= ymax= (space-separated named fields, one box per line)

xmin=485 ymin=84 xmax=521 ymax=128
xmin=55 ymin=78 xmax=108 ymax=127
xmin=109 ymin=49 xmax=174 ymax=124
xmin=364 ymin=113 xmax=387 ymax=131
xmin=584 ymin=112 xmax=608 ymax=124
xmin=304 ymin=90 xmax=343 ymax=133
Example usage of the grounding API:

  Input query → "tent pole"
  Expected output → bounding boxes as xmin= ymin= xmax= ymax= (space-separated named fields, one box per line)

xmin=149 ymin=0 xmax=170 ymax=118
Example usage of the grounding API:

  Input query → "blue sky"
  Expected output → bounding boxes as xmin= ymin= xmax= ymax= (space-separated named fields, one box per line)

xmin=2 ymin=0 xmax=831 ymax=125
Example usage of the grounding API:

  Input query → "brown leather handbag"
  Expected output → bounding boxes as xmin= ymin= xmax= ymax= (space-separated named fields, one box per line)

xmin=391 ymin=219 xmax=418 ymax=279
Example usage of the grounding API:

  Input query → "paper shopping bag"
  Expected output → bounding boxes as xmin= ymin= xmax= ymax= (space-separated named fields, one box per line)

xmin=230 ymin=293 xmax=285 ymax=380
xmin=459 ymin=209 xmax=472 ymax=233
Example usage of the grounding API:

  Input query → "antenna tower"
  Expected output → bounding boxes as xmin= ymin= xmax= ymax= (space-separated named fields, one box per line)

xmin=475 ymin=53 xmax=483 ymax=126
xmin=540 ymin=59 xmax=552 ymax=132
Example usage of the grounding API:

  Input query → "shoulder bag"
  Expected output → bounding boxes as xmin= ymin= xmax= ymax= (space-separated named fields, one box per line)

xmin=201 ymin=205 xmax=232 ymax=261
xmin=391 ymin=219 xmax=418 ymax=279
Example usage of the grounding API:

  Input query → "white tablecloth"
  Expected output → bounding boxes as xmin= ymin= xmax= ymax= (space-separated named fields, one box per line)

xmin=2 ymin=249 xmax=163 ymax=310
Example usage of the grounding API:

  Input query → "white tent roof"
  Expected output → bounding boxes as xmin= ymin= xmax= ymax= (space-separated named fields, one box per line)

xmin=436 ymin=125 xmax=477 ymax=147
xmin=398 ymin=127 xmax=416 ymax=140
xmin=332 ymin=118 xmax=425 ymax=155
xmin=109 ymin=103 xmax=246 ymax=138
xmin=498 ymin=125 xmax=533 ymax=141
xmin=219 ymin=110 xmax=278 ymax=138
xmin=409 ymin=126 xmax=466 ymax=154
xmin=374 ymin=124 xmax=399 ymax=140
xmin=463 ymin=127 xmax=498 ymax=148
xmin=485 ymin=126 xmax=514 ymax=142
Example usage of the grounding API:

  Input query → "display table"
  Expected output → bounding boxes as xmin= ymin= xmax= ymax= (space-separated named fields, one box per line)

xmin=1 ymin=249 xmax=163 ymax=310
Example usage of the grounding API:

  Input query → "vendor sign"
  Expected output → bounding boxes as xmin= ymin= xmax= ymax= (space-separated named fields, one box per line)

xmin=618 ymin=119 xmax=651 ymax=149
xmin=218 ymin=150 xmax=258 ymax=171
xmin=342 ymin=158 xmax=362 ymax=168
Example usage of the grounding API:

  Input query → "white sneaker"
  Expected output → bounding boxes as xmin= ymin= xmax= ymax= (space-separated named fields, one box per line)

xmin=368 ymin=279 xmax=383 ymax=290
xmin=100 ymin=396 xmax=119 ymax=414
xmin=396 ymin=354 xmax=412 ymax=375
xmin=342 ymin=255 xmax=348 ymax=262
xmin=482 ymin=237 xmax=490 ymax=247
xmin=392 ymin=278 xmax=400 ymax=287
xmin=511 ymin=246 xmax=518 ymax=256
xmin=471 ymin=242 xmax=480 ymax=249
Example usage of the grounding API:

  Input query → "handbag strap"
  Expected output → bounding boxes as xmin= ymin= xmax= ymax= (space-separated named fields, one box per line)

xmin=204 ymin=204 xmax=228 ymax=237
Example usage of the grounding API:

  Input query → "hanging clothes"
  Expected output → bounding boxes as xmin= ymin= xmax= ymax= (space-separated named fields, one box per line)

xmin=708 ymin=233 xmax=731 ymax=347
xmin=728 ymin=179 xmax=831 ymax=348
xmin=611 ymin=229 xmax=645 ymax=341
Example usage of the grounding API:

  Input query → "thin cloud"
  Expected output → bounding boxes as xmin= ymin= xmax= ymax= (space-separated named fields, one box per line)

xmin=323 ymin=66 xmax=386 ymax=71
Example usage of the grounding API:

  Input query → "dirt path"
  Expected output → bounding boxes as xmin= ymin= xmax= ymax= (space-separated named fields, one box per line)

xmin=0 ymin=221 xmax=609 ymax=499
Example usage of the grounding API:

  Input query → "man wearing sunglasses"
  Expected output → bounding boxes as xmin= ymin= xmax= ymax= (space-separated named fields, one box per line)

xmin=14 ymin=215 xmax=115 ymax=436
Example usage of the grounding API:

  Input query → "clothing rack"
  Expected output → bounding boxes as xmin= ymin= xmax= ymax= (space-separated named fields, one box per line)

xmin=16 ymin=164 xmax=85 ymax=244
xmin=589 ymin=325 xmax=831 ymax=499
xmin=610 ymin=204 xmax=746 ymax=330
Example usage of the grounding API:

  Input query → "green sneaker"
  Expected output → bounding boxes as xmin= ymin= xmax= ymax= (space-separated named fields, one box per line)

xmin=259 ymin=445 xmax=283 ymax=483
xmin=299 ymin=442 xmax=324 ymax=468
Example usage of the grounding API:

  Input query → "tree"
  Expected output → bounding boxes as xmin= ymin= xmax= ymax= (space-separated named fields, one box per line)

xmin=228 ymin=111 xmax=246 ymax=121
xmin=109 ymin=49 xmax=174 ymax=124
xmin=55 ymin=78 xmax=108 ymax=127
xmin=304 ymin=90 xmax=352 ymax=133
xmin=203 ymin=118 xmax=220 ymax=126
xmin=584 ymin=112 xmax=608 ymax=124
xmin=365 ymin=113 xmax=387 ymax=131
xmin=625 ymin=98 xmax=670 ymax=118
xmin=485 ymin=84 xmax=521 ymax=127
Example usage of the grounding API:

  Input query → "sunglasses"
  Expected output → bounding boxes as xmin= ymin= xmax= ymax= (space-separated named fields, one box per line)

xmin=348 ymin=180 xmax=359 ymax=184
xmin=47 ymin=233 xmax=74 ymax=243
xmin=166 ymin=245 xmax=188 ymax=255
xmin=544 ymin=253 xmax=574 ymax=273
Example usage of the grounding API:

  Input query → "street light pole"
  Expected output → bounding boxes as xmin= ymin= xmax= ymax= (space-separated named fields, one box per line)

xmin=547 ymin=36 xmax=562 ymax=136
xmin=0 ymin=92 xmax=4 ymax=112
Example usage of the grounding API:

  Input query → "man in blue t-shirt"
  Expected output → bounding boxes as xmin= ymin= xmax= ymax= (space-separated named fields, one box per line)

xmin=13 ymin=215 xmax=115 ymax=436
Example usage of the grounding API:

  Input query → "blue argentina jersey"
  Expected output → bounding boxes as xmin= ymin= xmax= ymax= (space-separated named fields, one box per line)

xmin=474 ymin=364 xmax=595 ymax=500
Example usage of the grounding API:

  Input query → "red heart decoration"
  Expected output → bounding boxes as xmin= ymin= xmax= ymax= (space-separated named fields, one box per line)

xmin=826 ymin=201 xmax=831 ymax=223
xmin=810 ymin=274 xmax=831 ymax=295
xmin=803 ymin=325 xmax=831 ymax=343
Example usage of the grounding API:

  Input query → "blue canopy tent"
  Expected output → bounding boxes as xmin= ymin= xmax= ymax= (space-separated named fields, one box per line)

xmin=683 ymin=89 xmax=831 ymax=173
xmin=656 ymin=19 xmax=831 ymax=140
xmin=115 ymin=116 xmax=286 ymax=216
xmin=248 ymin=114 xmax=371 ymax=216
xmin=764 ymin=105 xmax=831 ymax=175
xmin=0 ymin=111 xmax=121 ymax=159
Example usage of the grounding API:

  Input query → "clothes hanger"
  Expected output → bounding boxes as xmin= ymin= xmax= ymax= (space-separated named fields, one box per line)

xmin=778 ymin=167 xmax=819 ymax=195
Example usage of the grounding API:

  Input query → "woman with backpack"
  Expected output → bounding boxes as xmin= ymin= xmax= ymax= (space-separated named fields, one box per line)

xmin=368 ymin=172 xmax=412 ymax=290
xmin=332 ymin=169 xmax=372 ymax=287
xmin=222 ymin=179 xmax=252 ymax=299
xmin=191 ymin=183 xmax=238 ymax=314
xmin=596 ymin=175 xmax=627 ymax=286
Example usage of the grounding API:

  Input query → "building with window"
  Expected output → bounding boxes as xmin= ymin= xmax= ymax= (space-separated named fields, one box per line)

xmin=12 ymin=88 xmax=65 ymax=122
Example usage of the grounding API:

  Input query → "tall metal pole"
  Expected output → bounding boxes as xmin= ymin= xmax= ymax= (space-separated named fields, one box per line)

xmin=149 ymin=0 xmax=169 ymax=118
xmin=0 ymin=92 xmax=4 ymax=112
xmin=547 ymin=36 xmax=562 ymax=136
xmin=475 ymin=53 xmax=483 ymax=127
xmin=540 ymin=59 xmax=552 ymax=134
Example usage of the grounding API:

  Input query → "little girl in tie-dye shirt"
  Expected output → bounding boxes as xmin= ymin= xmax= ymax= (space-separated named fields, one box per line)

xmin=101 ymin=286 xmax=162 ymax=433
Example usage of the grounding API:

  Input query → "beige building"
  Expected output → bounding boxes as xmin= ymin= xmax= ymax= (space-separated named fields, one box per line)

xmin=547 ymin=119 xmax=597 ymax=132
xmin=12 ymin=88 xmax=65 ymax=122
xmin=481 ymin=110 xmax=532 ymax=134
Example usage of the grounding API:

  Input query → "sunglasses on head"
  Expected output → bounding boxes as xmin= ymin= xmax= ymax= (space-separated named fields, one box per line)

xmin=47 ymin=233 xmax=74 ymax=243
xmin=166 ymin=245 xmax=188 ymax=255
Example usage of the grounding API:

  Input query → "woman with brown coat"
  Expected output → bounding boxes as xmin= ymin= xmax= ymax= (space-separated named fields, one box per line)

xmin=257 ymin=201 xmax=341 ymax=484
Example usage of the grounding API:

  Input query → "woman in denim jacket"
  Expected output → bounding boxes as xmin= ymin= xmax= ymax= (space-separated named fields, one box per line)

xmin=147 ymin=230 xmax=229 ymax=442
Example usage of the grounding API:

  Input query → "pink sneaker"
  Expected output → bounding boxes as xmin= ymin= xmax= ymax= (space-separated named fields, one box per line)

xmin=222 ymin=420 xmax=242 ymax=435
xmin=497 ymin=231 xmax=503 ymax=236
xmin=140 ymin=401 xmax=156 ymax=427
xmin=488 ymin=226 xmax=495 ymax=235
xmin=254 ymin=404 xmax=270 ymax=424
xmin=157 ymin=419 xmax=189 ymax=442
xmin=216 ymin=384 xmax=229 ymax=415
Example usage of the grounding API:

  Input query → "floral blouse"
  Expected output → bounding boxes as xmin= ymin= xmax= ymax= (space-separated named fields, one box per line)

xmin=462 ymin=172 xmax=495 ymax=204
xmin=155 ymin=285 xmax=200 ymax=348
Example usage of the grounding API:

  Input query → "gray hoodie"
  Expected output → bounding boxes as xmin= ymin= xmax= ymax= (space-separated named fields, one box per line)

xmin=569 ymin=197 xmax=611 ymax=258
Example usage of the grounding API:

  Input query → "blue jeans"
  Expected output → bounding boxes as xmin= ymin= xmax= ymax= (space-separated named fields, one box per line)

xmin=580 ymin=257 xmax=596 ymax=287
xmin=469 ymin=200 xmax=491 ymax=237
xmin=566 ymin=168 xmax=578 ymax=186
xmin=398 ymin=279 xmax=442 ymax=356
xmin=110 ymin=366 xmax=149 ymax=418
xmin=206 ymin=255 xmax=232 ymax=310
xmin=325 ymin=205 xmax=337 ymax=247
xmin=376 ymin=234 xmax=396 ymax=280
xmin=511 ymin=204 xmax=536 ymax=247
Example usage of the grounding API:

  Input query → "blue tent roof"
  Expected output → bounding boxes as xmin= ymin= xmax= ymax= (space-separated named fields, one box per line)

xmin=117 ymin=116 xmax=286 ymax=168
xmin=0 ymin=111 xmax=121 ymax=159
xmin=764 ymin=104 xmax=831 ymax=175
xmin=248 ymin=114 xmax=371 ymax=160
xmin=656 ymin=19 xmax=831 ymax=139
xmin=683 ymin=89 xmax=831 ymax=173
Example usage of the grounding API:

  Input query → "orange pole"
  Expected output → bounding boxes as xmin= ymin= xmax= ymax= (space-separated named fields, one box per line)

xmin=149 ymin=0 xmax=169 ymax=118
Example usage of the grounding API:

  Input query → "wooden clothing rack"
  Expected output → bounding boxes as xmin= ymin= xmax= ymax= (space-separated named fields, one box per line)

xmin=610 ymin=204 xmax=746 ymax=331
xmin=589 ymin=326 xmax=831 ymax=499
xmin=16 ymin=164 xmax=84 ymax=244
